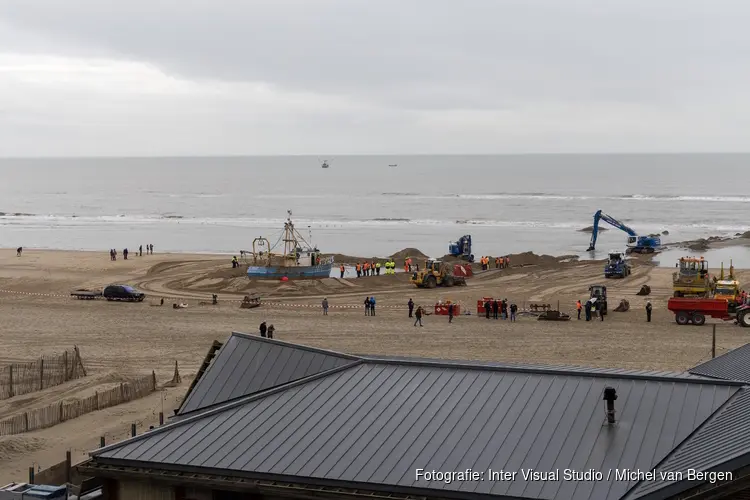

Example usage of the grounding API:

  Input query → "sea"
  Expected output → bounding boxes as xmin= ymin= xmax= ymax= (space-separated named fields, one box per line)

xmin=2 ymin=154 xmax=750 ymax=267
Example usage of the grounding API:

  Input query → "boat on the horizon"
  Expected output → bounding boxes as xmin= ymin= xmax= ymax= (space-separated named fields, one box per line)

xmin=389 ymin=164 xmax=397 ymax=167
xmin=243 ymin=211 xmax=333 ymax=280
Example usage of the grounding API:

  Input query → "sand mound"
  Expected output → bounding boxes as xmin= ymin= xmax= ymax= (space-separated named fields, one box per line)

xmin=508 ymin=251 xmax=562 ymax=267
xmin=578 ymin=226 xmax=608 ymax=233
xmin=390 ymin=248 xmax=428 ymax=261
xmin=742 ymin=231 xmax=750 ymax=239
xmin=0 ymin=436 xmax=46 ymax=461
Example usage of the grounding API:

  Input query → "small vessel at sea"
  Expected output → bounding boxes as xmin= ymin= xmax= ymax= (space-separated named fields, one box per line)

xmin=244 ymin=211 xmax=333 ymax=279
xmin=389 ymin=164 xmax=397 ymax=167
xmin=321 ymin=159 xmax=330 ymax=169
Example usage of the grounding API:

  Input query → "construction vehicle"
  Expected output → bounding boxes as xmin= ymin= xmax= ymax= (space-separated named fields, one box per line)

xmin=411 ymin=259 xmax=467 ymax=288
xmin=673 ymin=256 xmax=713 ymax=298
xmin=588 ymin=285 xmax=608 ymax=315
xmin=604 ymin=251 xmax=631 ymax=279
xmin=714 ymin=261 xmax=741 ymax=303
xmin=668 ymin=297 xmax=750 ymax=327
xmin=448 ymin=235 xmax=474 ymax=262
xmin=586 ymin=210 xmax=661 ymax=253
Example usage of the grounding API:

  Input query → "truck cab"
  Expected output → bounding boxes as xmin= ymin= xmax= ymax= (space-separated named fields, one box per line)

xmin=673 ymin=257 xmax=712 ymax=297
xmin=588 ymin=285 xmax=608 ymax=315
xmin=714 ymin=279 xmax=741 ymax=303
xmin=604 ymin=251 xmax=631 ymax=278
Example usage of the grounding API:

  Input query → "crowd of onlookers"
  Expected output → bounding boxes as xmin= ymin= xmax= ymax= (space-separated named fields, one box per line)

xmin=109 ymin=244 xmax=154 ymax=261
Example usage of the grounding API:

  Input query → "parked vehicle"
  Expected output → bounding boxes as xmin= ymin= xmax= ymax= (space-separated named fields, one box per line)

xmin=102 ymin=285 xmax=145 ymax=302
xmin=604 ymin=251 xmax=631 ymax=279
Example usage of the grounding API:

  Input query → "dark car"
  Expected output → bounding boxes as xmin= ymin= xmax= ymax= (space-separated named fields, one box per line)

xmin=103 ymin=284 xmax=145 ymax=302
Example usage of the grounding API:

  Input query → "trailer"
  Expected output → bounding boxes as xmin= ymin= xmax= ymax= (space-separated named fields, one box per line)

xmin=667 ymin=297 xmax=750 ymax=327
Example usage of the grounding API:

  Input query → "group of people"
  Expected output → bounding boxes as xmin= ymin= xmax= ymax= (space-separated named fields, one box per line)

xmin=347 ymin=260 xmax=399 ymax=278
xmin=109 ymin=244 xmax=154 ymax=261
xmin=258 ymin=321 xmax=275 ymax=338
xmin=479 ymin=256 xmax=511 ymax=271
xmin=364 ymin=296 xmax=377 ymax=315
xmin=482 ymin=298 xmax=517 ymax=321
xmin=408 ymin=299 xmax=425 ymax=326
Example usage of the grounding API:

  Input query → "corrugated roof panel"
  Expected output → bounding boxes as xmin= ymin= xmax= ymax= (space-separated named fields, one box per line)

xmin=631 ymin=387 xmax=750 ymax=499
xmin=689 ymin=343 xmax=750 ymax=382
xmin=96 ymin=362 xmax=739 ymax=500
xmin=178 ymin=333 xmax=358 ymax=415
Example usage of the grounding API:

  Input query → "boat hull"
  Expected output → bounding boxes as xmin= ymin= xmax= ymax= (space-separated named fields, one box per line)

xmin=247 ymin=263 xmax=333 ymax=279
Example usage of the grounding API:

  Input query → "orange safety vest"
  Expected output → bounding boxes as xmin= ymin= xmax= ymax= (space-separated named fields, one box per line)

xmin=576 ymin=301 xmax=582 ymax=310
xmin=365 ymin=262 xmax=370 ymax=270
xmin=356 ymin=264 xmax=361 ymax=271
xmin=340 ymin=265 xmax=345 ymax=272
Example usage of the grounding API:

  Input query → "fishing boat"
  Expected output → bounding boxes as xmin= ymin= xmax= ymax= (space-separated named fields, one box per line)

xmin=244 ymin=211 xmax=334 ymax=279
xmin=321 ymin=159 xmax=330 ymax=169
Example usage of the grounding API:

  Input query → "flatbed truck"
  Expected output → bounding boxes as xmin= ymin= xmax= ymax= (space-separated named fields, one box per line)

xmin=667 ymin=297 xmax=750 ymax=327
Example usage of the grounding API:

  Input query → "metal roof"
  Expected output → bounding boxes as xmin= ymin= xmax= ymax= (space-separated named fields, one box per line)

xmin=358 ymin=354 xmax=716 ymax=382
xmin=177 ymin=332 xmax=359 ymax=415
xmin=689 ymin=343 xmax=750 ymax=383
xmin=628 ymin=387 xmax=750 ymax=499
xmin=95 ymin=361 xmax=739 ymax=500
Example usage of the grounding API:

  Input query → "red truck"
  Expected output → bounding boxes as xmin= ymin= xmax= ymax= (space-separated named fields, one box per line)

xmin=667 ymin=297 xmax=750 ymax=327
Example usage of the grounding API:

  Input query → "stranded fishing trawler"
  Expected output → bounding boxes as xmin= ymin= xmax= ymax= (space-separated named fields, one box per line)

xmin=244 ymin=211 xmax=334 ymax=279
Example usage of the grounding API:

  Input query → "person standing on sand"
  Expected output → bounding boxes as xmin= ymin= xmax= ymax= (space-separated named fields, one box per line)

xmin=139 ymin=245 xmax=143 ymax=257
xmin=414 ymin=306 xmax=423 ymax=327
xmin=408 ymin=298 xmax=414 ymax=317
xmin=510 ymin=303 xmax=518 ymax=321
xmin=322 ymin=298 xmax=329 ymax=315
xmin=370 ymin=296 xmax=376 ymax=316
xmin=585 ymin=300 xmax=592 ymax=321
xmin=492 ymin=299 xmax=499 ymax=320
xmin=123 ymin=248 xmax=129 ymax=260
xmin=364 ymin=296 xmax=371 ymax=316
xmin=259 ymin=321 xmax=267 ymax=337
xmin=599 ymin=302 xmax=604 ymax=321
xmin=448 ymin=303 xmax=454 ymax=323
xmin=485 ymin=300 xmax=492 ymax=320
xmin=646 ymin=302 xmax=652 ymax=322
xmin=356 ymin=263 xmax=361 ymax=278
xmin=267 ymin=325 xmax=275 ymax=339
xmin=506 ymin=256 xmax=511 ymax=268
xmin=340 ymin=264 xmax=345 ymax=278
xmin=16 ymin=247 xmax=22 ymax=257
xmin=502 ymin=299 xmax=508 ymax=320
xmin=576 ymin=300 xmax=582 ymax=320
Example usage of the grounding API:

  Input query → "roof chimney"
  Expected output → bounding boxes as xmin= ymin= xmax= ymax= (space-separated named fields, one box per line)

xmin=603 ymin=387 xmax=618 ymax=424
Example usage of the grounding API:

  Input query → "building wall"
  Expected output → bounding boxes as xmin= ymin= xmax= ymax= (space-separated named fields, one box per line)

xmin=118 ymin=479 xmax=175 ymax=500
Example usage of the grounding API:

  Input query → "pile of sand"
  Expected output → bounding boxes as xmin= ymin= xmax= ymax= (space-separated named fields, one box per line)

xmin=578 ymin=226 xmax=608 ymax=233
xmin=507 ymin=251 xmax=565 ymax=267
xmin=0 ymin=436 xmax=46 ymax=461
xmin=390 ymin=248 xmax=428 ymax=261
xmin=742 ymin=231 xmax=750 ymax=239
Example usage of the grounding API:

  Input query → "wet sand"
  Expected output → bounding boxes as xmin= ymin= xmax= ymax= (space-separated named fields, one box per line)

xmin=1 ymin=247 xmax=749 ymax=482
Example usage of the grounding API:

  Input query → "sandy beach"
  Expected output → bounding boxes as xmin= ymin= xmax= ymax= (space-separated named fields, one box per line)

xmin=1 ymin=246 xmax=750 ymax=483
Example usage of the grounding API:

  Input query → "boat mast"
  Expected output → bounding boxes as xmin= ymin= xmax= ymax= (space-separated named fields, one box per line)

xmin=283 ymin=210 xmax=298 ymax=264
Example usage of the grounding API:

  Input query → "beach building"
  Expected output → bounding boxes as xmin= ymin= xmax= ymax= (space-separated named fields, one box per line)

xmin=77 ymin=333 xmax=750 ymax=500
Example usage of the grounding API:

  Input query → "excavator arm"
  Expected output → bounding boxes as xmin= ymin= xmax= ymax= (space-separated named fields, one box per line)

xmin=587 ymin=210 xmax=638 ymax=251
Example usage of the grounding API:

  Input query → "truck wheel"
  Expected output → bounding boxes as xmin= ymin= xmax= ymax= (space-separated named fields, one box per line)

xmin=739 ymin=310 xmax=750 ymax=328
xmin=675 ymin=311 xmax=689 ymax=325
xmin=425 ymin=276 xmax=437 ymax=289
xmin=692 ymin=313 xmax=706 ymax=326
xmin=444 ymin=276 xmax=454 ymax=287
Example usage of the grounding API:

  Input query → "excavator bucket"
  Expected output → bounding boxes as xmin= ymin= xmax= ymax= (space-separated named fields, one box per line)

xmin=636 ymin=285 xmax=651 ymax=296
xmin=537 ymin=310 xmax=571 ymax=321
xmin=614 ymin=299 xmax=630 ymax=312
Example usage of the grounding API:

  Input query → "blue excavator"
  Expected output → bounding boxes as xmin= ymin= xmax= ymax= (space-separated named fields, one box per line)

xmin=586 ymin=210 xmax=661 ymax=254
xmin=448 ymin=235 xmax=474 ymax=262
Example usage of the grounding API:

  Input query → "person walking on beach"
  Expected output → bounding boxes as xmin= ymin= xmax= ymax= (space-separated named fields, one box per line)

xmin=123 ymin=248 xmax=129 ymax=260
xmin=414 ymin=306 xmax=423 ymax=327
xmin=340 ymin=264 xmax=345 ymax=278
xmin=109 ymin=249 xmax=114 ymax=261
xmin=510 ymin=303 xmax=518 ymax=321
xmin=576 ymin=300 xmax=582 ymax=320
xmin=322 ymin=298 xmax=329 ymax=315
xmin=505 ymin=256 xmax=511 ymax=268
xmin=369 ymin=296 xmax=376 ymax=316
xmin=408 ymin=298 xmax=414 ymax=317
xmin=646 ymin=301 xmax=652 ymax=322
xmin=492 ymin=299 xmax=499 ymax=320
xmin=364 ymin=296 xmax=371 ymax=316
xmin=259 ymin=321 xmax=267 ymax=338
xmin=484 ymin=300 xmax=491 ymax=319
xmin=448 ymin=303 xmax=454 ymax=323
xmin=139 ymin=245 xmax=143 ymax=257
xmin=16 ymin=247 xmax=22 ymax=257
xmin=267 ymin=325 xmax=275 ymax=339
xmin=356 ymin=263 xmax=361 ymax=278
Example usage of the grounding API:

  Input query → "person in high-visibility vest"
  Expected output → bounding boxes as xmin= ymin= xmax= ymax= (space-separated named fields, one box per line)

xmin=376 ymin=261 xmax=381 ymax=275
xmin=355 ymin=263 xmax=361 ymax=278
xmin=340 ymin=264 xmax=345 ymax=278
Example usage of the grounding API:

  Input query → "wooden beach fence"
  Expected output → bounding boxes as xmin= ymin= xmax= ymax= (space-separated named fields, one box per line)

xmin=0 ymin=347 xmax=86 ymax=400
xmin=0 ymin=372 xmax=157 ymax=436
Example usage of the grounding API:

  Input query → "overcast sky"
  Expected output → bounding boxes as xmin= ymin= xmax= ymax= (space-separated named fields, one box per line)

xmin=1 ymin=0 xmax=749 ymax=156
